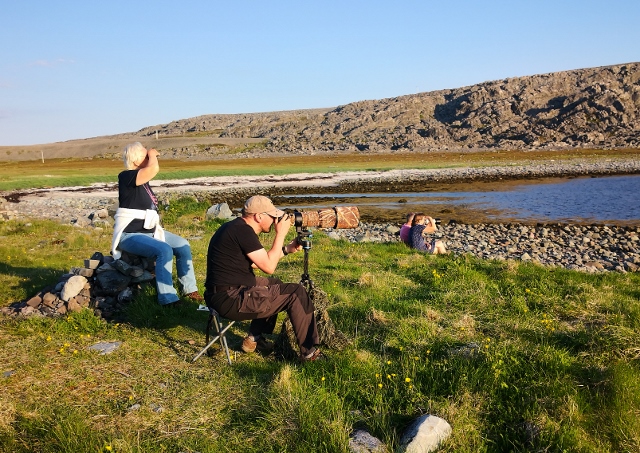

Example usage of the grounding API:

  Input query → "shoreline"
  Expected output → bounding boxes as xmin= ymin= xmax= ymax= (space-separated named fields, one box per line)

xmin=3 ymin=156 xmax=640 ymax=226
xmin=1 ymin=159 xmax=639 ymax=274
xmin=329 ymin=221 xmax=640 ymax=274
xmin=3 ymin=154 xmax=640 ymax=196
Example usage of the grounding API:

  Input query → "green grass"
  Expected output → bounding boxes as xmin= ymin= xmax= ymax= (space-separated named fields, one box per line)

xmin=1 ymin=198 xmax=640 ymax=452
xmin=1 ymin=147 xmax=638 ymax=191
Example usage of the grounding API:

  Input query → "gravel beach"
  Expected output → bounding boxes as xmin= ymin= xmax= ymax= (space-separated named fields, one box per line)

xmin=1 ymin=158 xmax=639 ymax=273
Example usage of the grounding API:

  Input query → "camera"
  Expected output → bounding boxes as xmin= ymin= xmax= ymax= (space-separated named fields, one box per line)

xmin=434 ymin=218 xmax=442 ymax=226
xmin=292 ymin=206 xmax=360 ymax=230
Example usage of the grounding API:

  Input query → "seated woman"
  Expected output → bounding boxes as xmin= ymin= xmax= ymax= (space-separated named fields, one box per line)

xmin=408 ymin=213 xmax=448 ymax=255
xmin=110 ymin=142 xmax=203 ymax=307
xmin=399 ymin=212 xmax=415 ymax=245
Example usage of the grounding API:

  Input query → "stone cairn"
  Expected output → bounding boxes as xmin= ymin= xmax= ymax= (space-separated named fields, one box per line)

xmin=1 ymin=251 xmax=155 ymax=320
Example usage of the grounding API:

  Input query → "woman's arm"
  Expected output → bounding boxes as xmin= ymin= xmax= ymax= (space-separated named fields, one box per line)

xmin=423 ymin=216 xmax=438 ymax=233
xmin=135 ymin=148 xmax=160 ymax=185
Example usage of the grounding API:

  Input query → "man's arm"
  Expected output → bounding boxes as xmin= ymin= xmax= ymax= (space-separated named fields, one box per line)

xmin=247 ymin=214 xmax=296 ymax=274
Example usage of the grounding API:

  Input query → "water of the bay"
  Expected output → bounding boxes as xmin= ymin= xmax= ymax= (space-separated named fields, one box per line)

xmin=279 ymin=174 xmax=640 ymax=225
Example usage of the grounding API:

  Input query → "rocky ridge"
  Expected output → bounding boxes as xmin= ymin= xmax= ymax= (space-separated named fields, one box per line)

xmin=135 ymin=62 xmax=640 ymax=157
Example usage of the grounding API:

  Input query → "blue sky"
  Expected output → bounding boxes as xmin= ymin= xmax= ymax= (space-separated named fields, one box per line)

xmin=1 ymin=0 xmax=638 ymax=146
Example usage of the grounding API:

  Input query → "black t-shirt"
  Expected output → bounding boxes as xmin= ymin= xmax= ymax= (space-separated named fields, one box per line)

xmin=118 ymin=169 xmax=158 ymax=234
xmin=205 ymin=217 xmax=264 ymax=288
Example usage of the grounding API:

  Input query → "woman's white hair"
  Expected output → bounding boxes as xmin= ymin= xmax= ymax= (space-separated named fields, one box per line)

xmin=122 ymin=142 xmax=147 ymax=169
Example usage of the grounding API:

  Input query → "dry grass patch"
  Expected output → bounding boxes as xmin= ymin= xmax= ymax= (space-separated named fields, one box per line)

xmin=438 ymin=391 xmax=486 ymax=450
xmin=453 ymin=314 xmax=477 ymax=338
xmin=367 ymin=308 xmax=391 ymax=325
xmin=356 ymin=270 xmax=416 ymax=294
xmin=402 ymin=314 xmax=442 ymax=341
xmin=0 ymin=400 xmax=16 ymax=432
xmin=353 ymin=349 xmax=377 ymax=364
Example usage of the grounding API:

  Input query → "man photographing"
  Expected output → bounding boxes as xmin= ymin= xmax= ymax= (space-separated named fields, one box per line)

xmin=204 ymin=195 xmax=323 ymax=361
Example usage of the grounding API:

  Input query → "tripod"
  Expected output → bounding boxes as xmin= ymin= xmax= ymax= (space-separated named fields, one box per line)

xmin=296 ymin=226 xmax=314 ymax=293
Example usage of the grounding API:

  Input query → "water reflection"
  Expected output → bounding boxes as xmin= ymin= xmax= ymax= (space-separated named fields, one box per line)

xmin=280 ymin=174 xmax=640 ymax=224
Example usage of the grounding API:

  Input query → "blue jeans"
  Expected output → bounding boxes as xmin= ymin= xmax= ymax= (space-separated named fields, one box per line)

xmin=119 ymin=231 xmax=198 ymax=305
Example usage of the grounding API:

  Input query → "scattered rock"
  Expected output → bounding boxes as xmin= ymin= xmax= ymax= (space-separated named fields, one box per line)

xmin=349 ymin=429 xmax=386 ymax=453
xmin=88 ymin=341 xmax=122 ymax=355
xmin=206 ymin=203 xmax=234 ymax=220
xmin=398 ymin=414 xmax=452 ymax=453
xmin=149 ymin=403 xmax=164 ymax=413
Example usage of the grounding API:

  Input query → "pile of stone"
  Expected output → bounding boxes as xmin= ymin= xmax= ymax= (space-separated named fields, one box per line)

xmin=1 ymin=251 xmax=155 ymax=320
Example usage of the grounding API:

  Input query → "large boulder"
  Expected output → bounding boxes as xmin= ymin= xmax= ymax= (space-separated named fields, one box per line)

xmin=206 ymin=203 xmax=234 ymax=220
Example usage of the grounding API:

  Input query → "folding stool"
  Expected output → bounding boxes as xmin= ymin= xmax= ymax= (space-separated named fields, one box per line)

xmin=192 ymin=307 xmax=235 ymax=364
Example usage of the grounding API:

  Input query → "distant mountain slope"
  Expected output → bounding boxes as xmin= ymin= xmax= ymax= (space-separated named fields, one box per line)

xmin=2 ymin=62 xmax=638 ymax=162
xmin=136 ymin=62 xmax=640 ymax=154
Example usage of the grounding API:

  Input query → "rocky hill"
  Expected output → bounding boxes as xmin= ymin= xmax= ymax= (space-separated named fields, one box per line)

xmin=2 ymin=62 xmax=639 ymax=161
xmin=135 ymin=62 xmax=640 ymax=155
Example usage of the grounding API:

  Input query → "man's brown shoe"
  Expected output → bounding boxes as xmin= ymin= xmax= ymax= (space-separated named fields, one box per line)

xmin=241 ymin=336 xmax=274 ymax=354
xmin=300 ymin=348 xmax=325 ymax=362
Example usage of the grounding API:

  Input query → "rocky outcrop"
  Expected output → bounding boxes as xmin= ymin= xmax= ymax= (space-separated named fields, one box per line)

xmin=137 ymin=62 xmax=640 ymax=156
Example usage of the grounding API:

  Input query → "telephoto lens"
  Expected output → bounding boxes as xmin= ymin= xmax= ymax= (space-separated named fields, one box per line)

xmin=294 ymin=206 xmax=360 ymax=229
xmin=434 ymin=218 xmax=442 ymax=226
